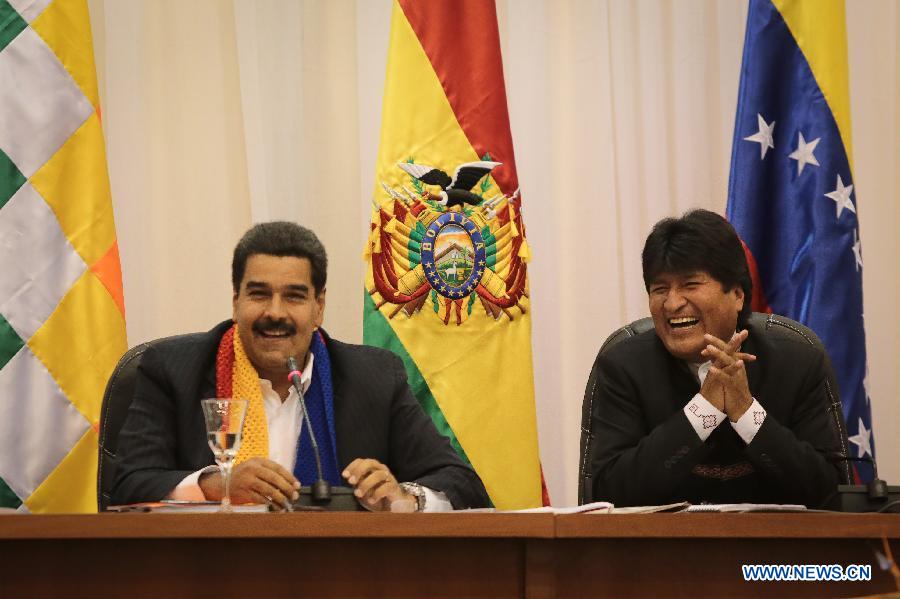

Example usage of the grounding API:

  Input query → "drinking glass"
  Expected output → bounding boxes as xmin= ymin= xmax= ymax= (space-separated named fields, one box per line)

xmin=201 ymin=398 xmax=248 ymax=512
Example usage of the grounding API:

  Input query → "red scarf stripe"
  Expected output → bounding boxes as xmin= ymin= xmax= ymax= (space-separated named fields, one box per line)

xmin=216 ymin=325 xmax=236 ymax=398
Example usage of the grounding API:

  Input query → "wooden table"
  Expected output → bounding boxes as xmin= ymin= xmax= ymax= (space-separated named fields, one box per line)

xmin=0 ymin=512 xmax=897 ymax=598
xmin=553 ymin=513 xmax=900 ymax=598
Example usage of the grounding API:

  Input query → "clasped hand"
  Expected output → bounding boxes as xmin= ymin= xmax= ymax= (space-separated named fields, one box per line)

xmin=699 ymin=330 xmax=756 ymax=422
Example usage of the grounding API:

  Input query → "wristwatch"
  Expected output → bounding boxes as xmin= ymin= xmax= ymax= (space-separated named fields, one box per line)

xmin=399 ymin=482 xmax=426 ymax=512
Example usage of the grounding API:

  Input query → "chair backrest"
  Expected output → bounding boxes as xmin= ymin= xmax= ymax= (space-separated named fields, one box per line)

xmin=97 ymin=341 xmax=156 ymax=511
xmin=577 ymin=312 xmax=852 ymax=504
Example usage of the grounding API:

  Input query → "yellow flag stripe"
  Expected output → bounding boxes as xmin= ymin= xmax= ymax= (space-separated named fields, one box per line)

xmin=29 ymin=270 xmax=126 ymax=424
xmin=32 ymin=0 xmax=101 ymax=110
xmin=773 ymin=0 xmax=853 ymax=168
xmin=30 ymin=113 xmax=116 ymax=265
xmin=25 ymin=427 xmax=99 ymax=513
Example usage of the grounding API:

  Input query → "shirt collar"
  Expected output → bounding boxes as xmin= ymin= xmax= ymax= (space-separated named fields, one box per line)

xmin=259 ymin=351 xmax=315 ymax=396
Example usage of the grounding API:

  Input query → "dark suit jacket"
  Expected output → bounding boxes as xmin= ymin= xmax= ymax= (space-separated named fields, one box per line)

xmin=588 ymin=319 xmax=845 ymax=507
xmin=111 ymin=321 xmax=489 ymax=509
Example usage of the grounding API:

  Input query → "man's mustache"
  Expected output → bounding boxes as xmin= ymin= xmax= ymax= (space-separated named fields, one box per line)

xmin=252 ymin=319 xmax=297 ymax=336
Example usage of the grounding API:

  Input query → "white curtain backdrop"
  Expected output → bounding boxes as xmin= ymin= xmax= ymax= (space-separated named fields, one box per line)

xmin=88 ymin=0 xmax=899 ymax=506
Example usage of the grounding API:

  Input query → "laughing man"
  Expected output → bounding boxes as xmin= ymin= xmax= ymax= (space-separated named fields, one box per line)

xmin=585 ymin=209 xmax=846 ymax=508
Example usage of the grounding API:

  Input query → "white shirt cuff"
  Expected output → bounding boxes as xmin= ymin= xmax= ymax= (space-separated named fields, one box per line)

xmin=166 ymin=465 xmax=218 ymax=501
xmin=421 ymin=487 xmax=452 ymax=512
xmin=388 ymin=485 xmax=452 ymax=513
xmin=730 ymin=397 xmax=766 ymax=444
xmin=684 ymin=393 xmax=726 ymax=441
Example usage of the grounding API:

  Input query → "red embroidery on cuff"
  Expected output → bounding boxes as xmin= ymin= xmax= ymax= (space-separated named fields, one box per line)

xmin=688 ymin=403 xmax=718 ymax=429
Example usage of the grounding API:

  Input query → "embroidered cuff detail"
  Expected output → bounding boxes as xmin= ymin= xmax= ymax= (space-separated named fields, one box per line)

xmin=684 ymin=393 xmax=726 ymax=441
xmin=731 ymin=398 xmax=766 ymax=444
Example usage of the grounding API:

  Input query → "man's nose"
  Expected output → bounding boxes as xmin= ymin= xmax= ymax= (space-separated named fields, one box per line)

xmin=663 ymin=289 xmax=686 ymax=312
xmin=264 ymin=294 xmax=288 ymax=318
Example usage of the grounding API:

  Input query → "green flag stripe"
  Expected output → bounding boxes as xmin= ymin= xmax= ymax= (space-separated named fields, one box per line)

xmin=363 ymin=291 xmax=474 ymax=468
xmin=0 ymin=475 xmax=22 ymax=509
xmin=0 ymin=313 xmax=25 ymax=370
xmin=0 ymin=0 xmax=27 ymax=54
xmin=0 ymin=147 xmax=26 ymax=210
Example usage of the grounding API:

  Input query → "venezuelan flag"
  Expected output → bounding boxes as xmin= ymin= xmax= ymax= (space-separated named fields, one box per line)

xmin=0 ymin=0 xmax=126 ymax=511
xmin=727 ymin=0 xmax=873 ymax=480
xmin=363 ymin=0 xmax=543 ymax=509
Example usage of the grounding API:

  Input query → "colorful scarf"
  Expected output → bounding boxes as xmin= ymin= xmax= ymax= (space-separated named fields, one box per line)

xmin=216 ymin=325 xmax=341 ymax=485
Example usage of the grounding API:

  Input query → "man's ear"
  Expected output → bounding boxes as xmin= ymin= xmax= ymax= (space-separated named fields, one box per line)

xmin=315 ymin=288 xmax=327 ymax=328
xmin=733 ymin=285 xmax=745 ymax=312
xmin=232 ymin=290 xmax=239 ymax=321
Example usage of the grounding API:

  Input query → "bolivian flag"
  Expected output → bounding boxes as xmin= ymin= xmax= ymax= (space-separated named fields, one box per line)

xmin=0 ymin=0 xmax=126 ymax=512
xmin=364 ymin=0 xmax=543 ymax=509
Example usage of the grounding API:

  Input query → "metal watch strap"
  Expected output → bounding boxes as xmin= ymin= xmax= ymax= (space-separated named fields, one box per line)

xmin=399 ymin=482 xmax=426 ymax=512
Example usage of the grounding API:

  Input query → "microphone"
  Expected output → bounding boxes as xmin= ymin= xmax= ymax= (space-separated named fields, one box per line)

xmin=824 ymin=454 xmax=899 ymax=513
xmin=830 ymin=454 xmax=889 ymax=501
xmin=287 ymin=356 xmax=331 ymax=502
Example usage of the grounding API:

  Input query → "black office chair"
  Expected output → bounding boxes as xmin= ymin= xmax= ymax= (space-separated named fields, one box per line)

xmin=577 ymin=312 xmax=852 ymax=504
xmin=96 ymin=340 xmax=159 ymax=511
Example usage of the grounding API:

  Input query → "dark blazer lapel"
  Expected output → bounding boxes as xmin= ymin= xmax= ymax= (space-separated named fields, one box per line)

xmin=657 ymin=336 xmax=701 ymax=403
xmin=202 ymin=357 xmax=217 ymax=398
xmin=742 ymin=325 xmax=762 ymax=397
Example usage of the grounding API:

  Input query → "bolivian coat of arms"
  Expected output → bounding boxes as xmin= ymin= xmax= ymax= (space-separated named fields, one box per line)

xmin=366 ymin=157 xmax=530 ymax=325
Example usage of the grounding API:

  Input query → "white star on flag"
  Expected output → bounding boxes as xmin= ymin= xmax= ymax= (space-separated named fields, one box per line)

xmin=788 ymin=132 xmax=821 ymax=175
xmin=744 ymin=114 xmax=776 ymax=159
xmin=848 ymin=417 xmax=872 ymax=458
xmin=824 ymin=174 xmax=856 ymax=219
xmin=852 ymin=229 xmax=863 ymax=271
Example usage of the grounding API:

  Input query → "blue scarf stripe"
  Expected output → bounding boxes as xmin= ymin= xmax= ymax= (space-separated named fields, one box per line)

xmin=293 ymin=331 xmax=342 ymax=485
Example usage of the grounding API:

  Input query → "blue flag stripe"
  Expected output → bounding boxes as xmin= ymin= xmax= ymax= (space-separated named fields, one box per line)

xmin=726 ymin=0 xmax=873 ymax=480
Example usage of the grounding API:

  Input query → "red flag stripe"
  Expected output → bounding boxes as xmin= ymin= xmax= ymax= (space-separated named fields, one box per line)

xmin=398 ymin=0 xmax=520 ymax=196
xmin=740 ymin=239 xmax=773 ymax=315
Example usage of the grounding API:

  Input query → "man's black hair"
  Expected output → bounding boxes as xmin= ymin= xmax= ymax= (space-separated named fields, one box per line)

xmin=641 ymin=209 xmax=752 ymax=327
xmin=232 ymin=221 xmax=328 ymax=294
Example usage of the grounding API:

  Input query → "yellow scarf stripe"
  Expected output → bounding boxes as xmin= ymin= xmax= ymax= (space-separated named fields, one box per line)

xmin=232 ymin=326 xmax=268 ymax=464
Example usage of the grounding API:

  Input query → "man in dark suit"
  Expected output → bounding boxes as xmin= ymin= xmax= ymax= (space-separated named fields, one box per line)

xmin=586 ymin=209 xmax=847 ymax=507
xmin=112 ymin=221 xmax=489 ymax=511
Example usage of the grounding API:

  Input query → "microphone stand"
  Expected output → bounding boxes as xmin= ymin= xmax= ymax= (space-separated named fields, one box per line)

xmin=823 ymin=454 xmax=899 ymax=513
xmin=286 ymin=356 xmax=360 ymax=511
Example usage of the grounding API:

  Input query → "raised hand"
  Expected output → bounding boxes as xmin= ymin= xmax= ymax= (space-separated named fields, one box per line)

xmin=700 ymin=330 xmax=754 ymax=422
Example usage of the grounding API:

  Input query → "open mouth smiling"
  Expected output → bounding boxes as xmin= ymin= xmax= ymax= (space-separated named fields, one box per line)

xmin=258 ymin=330 xmax=292 ymax=339
xmin=252 ymin=320 xmax=296 ymax=339
xmin=668 ymin=316 xmax=699 ymax=330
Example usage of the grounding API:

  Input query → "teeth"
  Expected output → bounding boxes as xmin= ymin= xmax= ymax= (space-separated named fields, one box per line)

xmin=668 ymin=317 xmax=699 ymax=329
xmin=669 ymin=317 xmax=697 ymax=324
